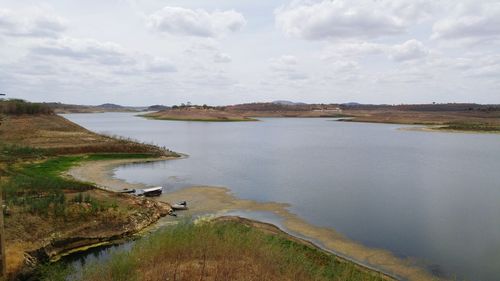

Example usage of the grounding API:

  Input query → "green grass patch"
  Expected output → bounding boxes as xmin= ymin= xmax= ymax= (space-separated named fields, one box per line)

xmin=0 ymin=143 xmax=51 ymax=163
xmin=1 ymin=144 xmax=159 ymax=217
xmin=48 ymin=220 xmax=387 ymax=281
xmin=440 ymin=121 xmax=500 ymax=132
xmin=85 ymin=153 xmax=158 ymax=160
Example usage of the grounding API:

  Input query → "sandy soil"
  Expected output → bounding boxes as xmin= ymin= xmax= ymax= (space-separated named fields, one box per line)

xmin=67 ymin=157 xmax=174 ymax=192
xmin=67 ymin=159 xmax=439 ymax=281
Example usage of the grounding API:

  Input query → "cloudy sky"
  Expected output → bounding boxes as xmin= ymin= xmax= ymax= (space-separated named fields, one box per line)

xmin=1 ymin=0 xmax=499 ymax=105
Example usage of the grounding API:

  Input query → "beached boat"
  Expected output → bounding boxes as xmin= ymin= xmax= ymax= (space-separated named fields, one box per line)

xmin=172 ymin=201 xmax=188 ymax=210
xmin=138 ymin=186 xmax=163 ymax=197
xmin=119 ymin=189 xmax=136 ymax=194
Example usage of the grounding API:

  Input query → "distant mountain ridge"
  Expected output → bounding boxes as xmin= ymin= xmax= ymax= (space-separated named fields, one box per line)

xmin=46 ymin=102 xmax=148 ymax=113
xmin=272 ymin=100 xmax=307 ymax=106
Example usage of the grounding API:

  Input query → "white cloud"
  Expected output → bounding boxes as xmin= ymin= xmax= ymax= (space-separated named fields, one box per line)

xmin=31 ymin=37 xmax=136 ymax=65
xmin=145 ymin=57 xmax=177 ymax=73
xmin=432 ymin=1 xmax=500 ymax=43
xmin=322 ymin=42 xmax=385 ymax=60
xmin=454 ymin=55 xmax=500 ymax=79
xmin=0 ymin=8 xmax=66 ymax=38
xmin=275 ymin=0 xmax=408 ymax=40
xmin=322 ymin=39 xmax=428 ymax=62
xmin=214 ymin=52 xmax=232 ymax=63
xmin=269 ymin=55 xmax=298 ymax=68
xmin=389 ymin=39 xmax=429 ymax=62
xmin=269 ymin=55 xmax=308 ymax=80
xmin=375 ymin=67 xmax=434 ymax=84
xmin=331 ymin=60 xmax=360 ymax=73
xmin=147 ymin=7 xmax=246 ymax=38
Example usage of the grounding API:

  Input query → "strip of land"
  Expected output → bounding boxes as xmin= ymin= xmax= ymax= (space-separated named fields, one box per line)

xmin=339 ymin=109 xmax=500 ymax=133
xmin=142 ymin=107 xmax=258 ymax=122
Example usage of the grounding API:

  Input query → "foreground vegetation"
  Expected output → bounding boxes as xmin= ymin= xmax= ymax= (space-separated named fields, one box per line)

xmin=0 ymin=140 xmax=172 ymax=276
xmin=41 ymin=219 xmax=390 ymax=281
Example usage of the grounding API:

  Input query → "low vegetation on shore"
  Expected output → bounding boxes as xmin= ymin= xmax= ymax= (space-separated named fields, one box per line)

xmin=42 ymin=219 xmax=390 ymax=281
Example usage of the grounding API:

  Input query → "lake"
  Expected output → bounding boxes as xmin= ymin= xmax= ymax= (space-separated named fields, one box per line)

xmin=64 ymin=112 xmax=500 ymax=281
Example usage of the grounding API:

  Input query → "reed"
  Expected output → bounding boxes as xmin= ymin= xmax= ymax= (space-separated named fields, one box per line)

xmin=54 ymin=221 xmax=387 ymax=281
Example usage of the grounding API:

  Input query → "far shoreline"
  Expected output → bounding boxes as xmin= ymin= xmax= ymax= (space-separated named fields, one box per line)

xmin=336 ymin=118 xmax=500 ymax=134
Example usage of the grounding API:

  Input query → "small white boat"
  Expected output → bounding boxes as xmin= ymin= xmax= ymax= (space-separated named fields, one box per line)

xmin=119 ymin=189 xmax=136 ymax=194
xmin=138 ymin=186 xmax=163 ymax=197
xmin=172 ymin=201 xmax=188 ymax=210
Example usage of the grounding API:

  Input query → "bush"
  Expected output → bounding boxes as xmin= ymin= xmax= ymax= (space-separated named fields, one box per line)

xmin=0 ymin=99 xmax=53 ymax=115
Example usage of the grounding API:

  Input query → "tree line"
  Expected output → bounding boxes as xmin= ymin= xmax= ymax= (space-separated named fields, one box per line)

xmin=0 ymin=99 xmax=53 ymax=115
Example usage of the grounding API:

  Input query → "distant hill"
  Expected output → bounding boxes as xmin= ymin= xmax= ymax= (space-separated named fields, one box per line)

xmin=45 ymin=103 xmax=149 ymax=113
xmin=341 ymin=102 xmax=361 ymax=107
xmin=147 ymin=105 xmax=170 ymax=111
xmin=98 ymin=103 xmax=125 ymax=109
xmin=272 ymin=100 xmax=307 ymax=106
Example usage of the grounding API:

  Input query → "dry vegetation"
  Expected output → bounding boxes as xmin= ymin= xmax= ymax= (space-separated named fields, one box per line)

xmin=143 ymin=107 xmax=257 ymax=122
xmin=0 ymin=114 xmax=175 ymax=155
xmin=340 ymin=108 xmax=500 ymax=132
xmin=55 ymin=218 xmax=391 ymax=281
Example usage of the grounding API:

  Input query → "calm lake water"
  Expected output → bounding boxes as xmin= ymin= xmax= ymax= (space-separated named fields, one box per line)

xmin=64 ymin=112 xmax=500 ymax=281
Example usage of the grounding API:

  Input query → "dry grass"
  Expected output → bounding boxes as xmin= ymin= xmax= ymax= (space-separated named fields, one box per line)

xmin=67 ymin=220 xmax=389 ymax=281
xmin=0 ymin=114 xmax=175 ymax=156
xmin=143 ymin=108 xmax=257 ymax=122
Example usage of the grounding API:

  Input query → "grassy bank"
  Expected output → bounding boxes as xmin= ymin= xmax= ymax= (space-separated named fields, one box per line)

xmin=41 ymin=219 xmax=389 ymax=281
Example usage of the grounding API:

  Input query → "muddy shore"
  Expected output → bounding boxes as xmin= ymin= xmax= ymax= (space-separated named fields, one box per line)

xmin=67 ymin=158 xmax=439 ymax=281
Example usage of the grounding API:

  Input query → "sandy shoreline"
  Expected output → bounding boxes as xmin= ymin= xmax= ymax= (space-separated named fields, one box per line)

xmin=67 ymin=158 xmax=438 ymax=281
xmin=399 ymin=125 xmax=500 ymax=134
